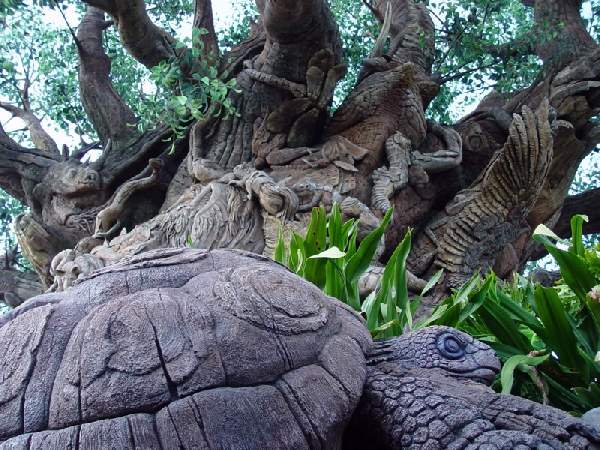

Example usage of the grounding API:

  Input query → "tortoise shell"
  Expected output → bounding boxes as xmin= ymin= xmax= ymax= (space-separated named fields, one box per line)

xmin=0 ymin=248 xmax=371 ymax=449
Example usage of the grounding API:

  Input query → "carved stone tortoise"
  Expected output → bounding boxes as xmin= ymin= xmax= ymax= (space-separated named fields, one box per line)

xmin=0 ymin=248 xmax=598 ymax=449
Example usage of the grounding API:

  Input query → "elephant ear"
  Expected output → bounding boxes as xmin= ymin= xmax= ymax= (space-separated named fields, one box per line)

xmin=433 ymin=100 xmax=553 ymax=287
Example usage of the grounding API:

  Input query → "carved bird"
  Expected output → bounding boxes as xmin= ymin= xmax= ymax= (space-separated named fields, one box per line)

xmin=416 ymin=100 xmax=554 ymax=288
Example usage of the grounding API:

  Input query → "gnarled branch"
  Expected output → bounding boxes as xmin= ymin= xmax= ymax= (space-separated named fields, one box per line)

xmin=77 ymin=6 xmax=140 ymax=149
xmin=82 ymin=0 xmax=177 ymax=68
xmin=0 ymin=102 xmax=59 ymax=154
xmin=193 ymin=0 xmax=219 ymax=60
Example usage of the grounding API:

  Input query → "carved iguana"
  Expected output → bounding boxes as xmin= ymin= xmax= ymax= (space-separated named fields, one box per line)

xmin=245 ymin=48 xmax=348 ymax=168
xmin=371 ymin=122 xmax=462 ymax=214
xmin=346 ymin=326 xmax=600 ymax=450
xmin=410 ymin=101 xmax=554 ymax=287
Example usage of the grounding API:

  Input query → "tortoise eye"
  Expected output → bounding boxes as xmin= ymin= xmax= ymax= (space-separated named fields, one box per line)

xmin=437 ymin=333 xmax=465 ymax=360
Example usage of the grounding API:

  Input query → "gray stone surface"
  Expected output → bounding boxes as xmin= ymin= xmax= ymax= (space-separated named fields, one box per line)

xmin=583 ymin=408 xmax=600 ymax=430
xmin=0 ymin=248 xmax=371 ymax=449
xmin=344 ymin=326 xmax=600 ymax=450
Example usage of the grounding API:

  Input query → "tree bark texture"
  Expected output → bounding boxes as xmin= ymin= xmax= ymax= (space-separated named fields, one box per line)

xmin=2 ymin=0 xmax=599 ymax=300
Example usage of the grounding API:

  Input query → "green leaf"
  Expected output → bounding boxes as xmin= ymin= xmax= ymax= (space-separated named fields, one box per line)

xmin=570 ymin=214 xmax=588 ymax=257
xmin=534 ymin=286 xmax=585 ymax=373
xmin=533 ymin=234 xmax=596 ymax=300
xmin=324 ymin=259 xmax=346 ymax=301
xmin=274 ymin=225 xmax=287 ymax=265
xmin=420 ymin=269 xmax=444 ymax=297
xmin=346 ymin=208 xmax=393 ymax=283
xmin=309 ymin=246 xmax=346 ymax=259
xmin=501 ymin=354 xmax=549 ymax=395
xmin=477 ymin=296 xmax=531 ymax=353
xmin=390 ymin=229 xmax=412 ymax=334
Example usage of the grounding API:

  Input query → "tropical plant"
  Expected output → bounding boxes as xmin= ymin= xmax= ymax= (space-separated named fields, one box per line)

xmin=422 ymin=215 xmax=600 ymax=415
xmin=274 ymin=205 xmax=439 ymax=338
xmin=275 ymin=204 xmax=392 ymax=313
xmin=278 ymin=206 xmax=599 ymax=414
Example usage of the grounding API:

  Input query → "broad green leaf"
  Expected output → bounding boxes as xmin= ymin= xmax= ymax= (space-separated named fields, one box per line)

xmin=324 ymin=259 xmax=345 ymax=301
xmin=534 ymin=286 xmax=585 ymax=372
xmin=346 ymin=208 xmax=393 ymax=283
xmin=501 ymin=354 xmax=549 ymax=394
xmin=328 ymin=203 xmax=345 ymax=250
xmin=309 ymin=246 xmax=346 ymax=259
xmin=391 ymin=230 xmax=412 ymax=334
xmin=570 ymin=215 xmax=588 ymax=257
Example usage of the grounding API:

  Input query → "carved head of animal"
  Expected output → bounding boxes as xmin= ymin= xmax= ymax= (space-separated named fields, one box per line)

xmin=37 ymin=160 xmax=102 ymax=198
xmin=367 ymin=325 xmax=501 ymax=385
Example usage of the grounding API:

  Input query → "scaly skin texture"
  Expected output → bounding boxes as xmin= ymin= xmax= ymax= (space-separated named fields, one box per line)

xmin=345 ymin=326 xmax=600 ymax=450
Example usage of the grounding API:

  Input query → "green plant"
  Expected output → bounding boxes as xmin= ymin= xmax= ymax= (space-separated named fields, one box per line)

xmin=424 ymin=215 xmax=600 ymax=414
xmin=139 ymin=28 xmax=239 ymax=150
xmin=275 ymin=204 xmax=392 ymax=312
xmin=275 ymin=204 xmax=438 ymax=338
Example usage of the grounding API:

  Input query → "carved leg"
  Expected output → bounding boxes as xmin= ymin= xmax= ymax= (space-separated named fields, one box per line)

xmin=371 ymin=132 xmax=411 ymax=214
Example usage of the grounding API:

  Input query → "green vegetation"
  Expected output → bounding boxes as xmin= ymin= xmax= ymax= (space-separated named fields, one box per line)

xmin=139 ymin=28 xmax=239 ymax=150
xmin=278 ymin=208 xmax=600 ymax=415
xmin=425 ymin=215 xmax=600 ymax=414
xmin=274 ymin=205 xmax=437 ymax=338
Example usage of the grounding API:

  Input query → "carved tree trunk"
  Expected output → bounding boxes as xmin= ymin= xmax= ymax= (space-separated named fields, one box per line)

xmin=2 ymin=0 xmax=599 ymax=301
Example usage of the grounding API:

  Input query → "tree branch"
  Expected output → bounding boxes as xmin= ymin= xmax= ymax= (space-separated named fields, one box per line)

xmin=368 ymin=0 xmax=436 ymax=74
xmin=193 ymin=0 xmax=219 ymax=60
xmin=0 ymin=102 xmax=59 ymax=154
xmin=554 ymin=188 xmax=600 ymax=238
xmin=0 ymin=138 xmax=60 ymax=204
xmin=77 ymin=6 xmax=140 ymax=149
xmin=82 ymin=0 xmax=177 ymax=68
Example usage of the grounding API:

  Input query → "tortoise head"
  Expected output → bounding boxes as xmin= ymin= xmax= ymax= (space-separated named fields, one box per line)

xmin=367 ymin=326 xmax=501 ymax=385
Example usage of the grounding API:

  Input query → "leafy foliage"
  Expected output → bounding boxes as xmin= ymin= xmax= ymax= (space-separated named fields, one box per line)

xmin=138 ymin=28 xmax=239 ymax=149
xmin=275 ymin=204 xmax=392 ymax=312
xmin=274 ymin=205 xmax=436 ymax=339
xmin=280 ymin=207 xmax=599 ymax=414
xmin=421 ymin=215 xmax=600 ymax=415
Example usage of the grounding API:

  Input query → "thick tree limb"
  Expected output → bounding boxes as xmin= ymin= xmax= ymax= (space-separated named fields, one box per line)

xmin=77 ymin=6 xmax=140 ymax=149
xmin=553 ymin=188 xmax=600 ymax=238
xmin=0 ymin=102 xmax=59 ymax=154
xmin=368 ymin=0 xmax=436 ymax=74
xmin=0 ymin=139 xmax=60 ymax=204
xmin=82 ymin=0 xmax=177 ymax=68
xmin=193 ymin=0 xmax=219 ymax=60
